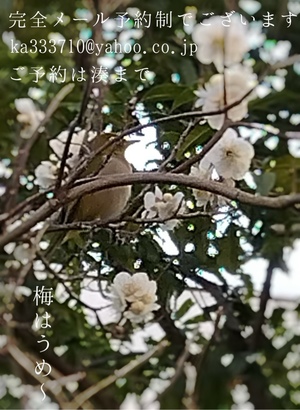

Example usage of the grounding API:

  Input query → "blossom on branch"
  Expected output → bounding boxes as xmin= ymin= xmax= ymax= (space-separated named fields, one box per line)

xmin=142 ymin=186 xmax=185 ymax=230
xmin=34 ymin=160 xmax=58 ymax=189
xmin=189 ymin=161 xmax=235 ymax=209
xmin=201 ymin=128 xmax=255 ymax=180
xmin=49 ymin=129 xmax=97 ymax=167
xmin=110 ymin=272 xmax=160 ymax=324
xmin=195 ymin=65 xmax=256 ymax=130
xmin=13 ymin=243 xmax=31 ymax=264
xmin=120 ymin=393 xmax=160 ymax=410
xmin=192 ymin=15 xmax=251 ymax=72
xmin=15 ymin=98 xmax=45 ymax=139
xmin=34 ymin=128 xmax=97 ymax=190
xmin=189 ymin=163 xmax=214 ymax=208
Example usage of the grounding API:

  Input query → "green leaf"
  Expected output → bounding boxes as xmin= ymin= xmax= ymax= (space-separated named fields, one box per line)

xmin=171 ymin=87 xmax=195 ymax=111
xmin=158 ymin=130 xmax=181 ymax=145
xmin=216 ymin=227 xmax=241 ymax=273
xmin=254 ymin=172 xmax=277 ymax=195
xmin=249 ymin=89 xmax=300 ymax=113
xmin=142 ymin=84 xmax=184 ymax=101
xmin=184 ymin=314 xmax=204 ymax=325
xmin=176 ymin=298 xmax=194 ymax=319
xmin=176 ymin=125 xmax=213 ymax=160
xmin=268 ymin=155 xmax=300 ymax=194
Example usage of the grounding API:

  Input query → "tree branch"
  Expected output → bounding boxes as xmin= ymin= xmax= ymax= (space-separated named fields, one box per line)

xmin=250 ymin=261 xmax=276 ymax=350
xmin=1 ymin=172 xmax=300 ymax=248
xmin=172 ymin=121 xmax=231 ymax=173
xmin=67 ymin=340 xmax=169 ymax=409
xmin=4 ymin=84 xmax=75 ymax=212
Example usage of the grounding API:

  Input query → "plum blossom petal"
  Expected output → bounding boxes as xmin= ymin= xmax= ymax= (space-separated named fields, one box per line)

xmin=192 ymin=14 xmax=251 ymax=72
xmin=49 ymin=129 xmax=97 ymax=167
xmin=15 ymin=98 xmax=37 ymax=114
xmin=195 ymin=65 xmax=257 ymax=130
xmin=259 ymin=40 xmax=291 ymax=65
xmin=34 ymin=161 xmax=58 ymax=189
xmin=13 ymin=243 xmax=31 ymax=264
xmin=202 ymin=128 xmax=254 ymax=180
xmin=189 ymin=163 xmax=214 ymax=209
xmin=154 ymin=185 xmax=163 ymax=200
xmin=190 ymin=160 xmax=236 ymax=208
xmin=110 ymin=271 xmax=160 ymax=324
xmin=143 ymin=192 xmax=157 ymax=219
xmin=120 ymin=392 xmax=160 ymax=410
xmin=15 ymin=98 xmax=45 ymax=139
xmin=142 ymin=188 xmax=185 ymax=230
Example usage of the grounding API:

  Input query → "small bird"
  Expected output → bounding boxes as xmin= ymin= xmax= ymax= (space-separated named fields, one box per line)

xmin=66 ymin=135 xmax=134 ymax=223
xmin=46 ymin=134 xmax=135 ymax=254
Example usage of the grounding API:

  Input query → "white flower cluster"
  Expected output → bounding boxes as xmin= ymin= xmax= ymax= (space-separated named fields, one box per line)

xmin=192 ymin=14 xmax=251 ymax=73
xmin=195 ymin=65 xmax=256 ymax=130
xmin=189 ymin=129 xmax=254 ymax=208
xmin=15 ymin=98 xmax=45 ymax=139
xmin=192 ymin=15 xmax=258 ymax=130
xmin=34 ymin=161 xmax=58 ymax=190
xmin=110 ymin=272 xmax=160 ymax=324
xmin=120 ymin=392 xmax=160 ymax=410
xmin=202 ymin=129 xmax=255 ymax=180
xmin=141 ymin=129 xmax=254 ymax=217
xmin=4 ymin=215 xmax=45 ymax=266
xmin=142 ymin=186 xmax=185 ymax=230
xmin=34 ymin=129 xmax=96 ymax=190
xmin=49 ymin=129 xmax=96 ymax=167
xmin=182 ymin=14 xmax=259 ymax=208
xmin=4 ymin=242 xmax=31 ymax=265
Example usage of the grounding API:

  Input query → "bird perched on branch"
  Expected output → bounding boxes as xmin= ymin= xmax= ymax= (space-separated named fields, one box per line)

xmin=46 ymin=133 xmax=135 ymax=254
xmin=65 ymin=135 xmax=134 ymax=223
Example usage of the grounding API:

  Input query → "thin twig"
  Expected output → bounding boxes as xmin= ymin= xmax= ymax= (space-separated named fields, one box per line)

xmin=156 ymin=338 xmax=192 ymax=402
xmin=7 ymin=341 xmax=69 ymax=408
xmin=68 ymin=340 xmax=169 ymax=409
xmin=0 ymin=190 xmax=50 ymax=226
xmin=54 ymin=81 xmax=92 ymax=191
xmin=4 ymin=84 xmax=74 ymax=211
xmin=39 ymin=252 xmax=111 ymax=314
xmin=193 ymin=308 xmax=223 ymax=402
xmin=173 ymin=121 xmax=231 ymax=173
xmin=159 ymin=120 xmax=197 ymax=171
xmin=233 ymin=121 xmax=300 ymax=140
xmin=250 ymin=261 xmax=275 ymax=350
xmin=46 ymin=211 xmax=215 ymax=232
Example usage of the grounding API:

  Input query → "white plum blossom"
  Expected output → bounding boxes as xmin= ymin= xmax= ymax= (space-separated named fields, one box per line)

xmin=35 ymin=128 xmax=96 ymax=190
xmin=120 ymin=393 xmax=160 ymax=410
xmin=192 ymin=14 xmax=251 ymax=72
xmin=142 ymin=186 xmax=185 ymax=230
xmin=49 ymin=129 xmax=97 ymax=167
xmin=34 ymin=129 xmax=97 ymax=190
xmin=189 ymin=163 xmax=214 ymax=208
xmin=34 ymin=161 xmax=58 ymax=189
xmin=189 ymin=161 xmax=235 ymax=209
xmin=15 ymin=98 xmax=45 ymax=139
xmin=4 ymin=242 xmax=32 ymax=266
xmin=259 ymin=40 xmax=291 ymax=65
xmin=13 ymin=243 xmax=31 ymax=264
xmin=195 ymin=65 xmax=256 ymax=130
xmin=201 ymin=128 xmax=255 ymax=180
xmin=110 ymin=272 xmax=160 ymax=324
